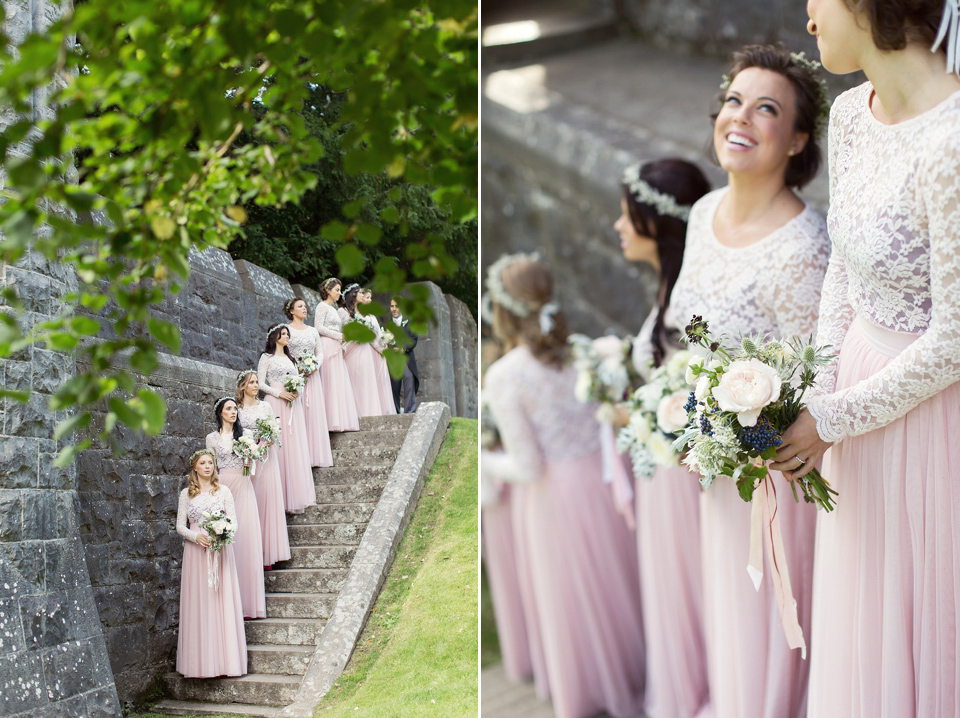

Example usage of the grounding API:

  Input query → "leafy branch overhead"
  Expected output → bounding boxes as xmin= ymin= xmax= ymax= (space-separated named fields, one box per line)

xmin=0 ymin=0 xmax=477 ymax=466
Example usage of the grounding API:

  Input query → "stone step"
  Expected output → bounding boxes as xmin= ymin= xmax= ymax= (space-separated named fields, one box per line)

xmin=164 ymin=672 xmax=300 ymax=707
xmin=332 ymin=445 xmax=401 ymax=466
xmin=244 ymin=617 xmax=325 ymax=646
xmin=286 ymin=522 xmax=366 ymax=546
xmin=247 ymin=644 xmax=314 ymax=676
xmin=330 ymin=429 xmax=405 ymax=450
xmin=313 ymin=481 xmax=387 ymax=505
xmin=278 ymin=545 xmax=357 ymax=569
xmin=312 ymin=464 xmax=391 ymax=486
xmin=358 ymin=413 xmax=414 ymax=431
xmin=285 ymin=502 xmax=376 ymax=525
xmin=153 ymin=699 xmax=283 ymax=717
xmin=264 ymin=568 xmax=348 ymax=594
xmin=264 ymin=592 xmax=337 ymax=619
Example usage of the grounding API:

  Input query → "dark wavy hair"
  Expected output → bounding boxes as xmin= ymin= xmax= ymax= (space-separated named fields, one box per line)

xmin=213 ymin=398 xmax=244 ymax=441
xmin=319 ymin=277 xmax=341 ymax=301
xmin=842 ymin=0 xmax=944 ymax=50
xmin=341 ymin=285 xmax=360 ymax=317
xmin=262 ymin=325 xmax=295 ymax=364
xmin=710 ymin=44 xmax=824 ymax=189
xmin=283 ymin=297 xmax=305 ymax=320
xmin=621 ymin=158 xmax=711 ymax=367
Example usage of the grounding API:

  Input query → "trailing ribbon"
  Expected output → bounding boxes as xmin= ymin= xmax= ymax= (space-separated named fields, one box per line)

xmin=599 ymin=422 xmax=636 ymax=530
xmin=206 ymin=547 xmax=220 ymax=591
xmin=746 ymin=474 xmax=807 ymax=658
xmin=933 ymin=0 xmax=960 ymax=76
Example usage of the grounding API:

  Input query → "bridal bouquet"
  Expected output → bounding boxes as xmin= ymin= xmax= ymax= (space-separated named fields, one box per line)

xmin=297 ymin=354 xmax=320 ymax=376
xmin=569 ymin=334 xmax=640 ymax=419
xmin=233 ymin=435 xmax=266 ymax=476
xmin=199 ymin=508 xmax=236 ymax=552
xmin=283 ymin=374 xmax=305 ymax=406
xmin=616 ymin=349 xmax=695 ymax=479
xmin=674 ymin=316 xmax=838 ymax=512
xmin=480 ymin=399 xmax=501 ymax=451
xmin=380 ymin=329 xmax=396 ymax=349
xmin=254 ymin=416 xmax=282 ymax=449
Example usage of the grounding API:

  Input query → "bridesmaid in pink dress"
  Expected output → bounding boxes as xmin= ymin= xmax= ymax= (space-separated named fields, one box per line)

xmin=774 ymin=4 xmax=960 ymax=715
xmin=284 ymin=297 xmax=333 ymax=467
xmin=206 ymin=397 xmax=266 ymax=620
xmin=257 ymin=325 xmax=317 ymax=514
xmin=357 ymin=288 xmax=397 ymax=414
xmin=340 ymin=283 xmax=391 ymax=416
xmin=315 ymin=278 xmax=360 ymax=431
xmin=176 ymin=449 xmax=247 ymax=677
xmin=613 ymin=158 xmax=712 ymax=718
xmin=236 ymin=370 xmax=291 ymax=569
xmin=482 ymin=255 xmax=646 ymax=718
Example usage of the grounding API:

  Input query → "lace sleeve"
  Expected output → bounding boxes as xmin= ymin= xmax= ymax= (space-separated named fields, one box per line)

xmin=221 ymin=486 xmax=237 ymax=525
xmin=481 ymin=363 xmax=543 ymax=484
xmin=312 ymin=327 xmax=324 ymax=366
xmin=315 ymin=304 xmax=343 ymax=340
xmin=807 ymin=132 xmax=960 ymax=441
xmin=176 ymin=489 xmax=198 ymax=543
xmin=767 ymin=224 xmax=829 ymax=342
xmin=205 ymin=432 xmax=216 ymax=451
xmin=369 ymin=316 xmax=386 ymax=352
xmin=258 ymin=354 xmax=280 ymax=397
xmin=338 ymin=307 xmax=351 ymax=326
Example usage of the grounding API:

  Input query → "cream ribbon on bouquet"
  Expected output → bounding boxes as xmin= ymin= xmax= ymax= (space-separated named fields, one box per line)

xmin=206 ymin=547 xmax=221 ymax=591
xmin=599 ymin=421 xmax=636 ymax=531
xmin=747 ymin=474 xmax=807 ymax=659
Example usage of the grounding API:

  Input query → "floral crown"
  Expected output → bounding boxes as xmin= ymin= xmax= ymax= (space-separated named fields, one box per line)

xmin=719 ymin=51 xmax=830 ymax=141
xmin=483 ymin=252 xmax=541 ymax=321
xmin=321 ymin=278 xmax=340 ymax=290
xmin=267 ymin=323 xmax=287 ymax=337
xmin=213 ymin=395 xmax=235 ymax=411
xmin=621 ymin=164 xmax=691 ymax=221
xmin=190 ymin=448 xmax=215 ymax=464
xmin=283 ymin=297 xmax=303 ymax=313
xmin=236 ymin=369 xmax=257 ymax=386
xmin=342 ymin=283 xmax=361 ymax=295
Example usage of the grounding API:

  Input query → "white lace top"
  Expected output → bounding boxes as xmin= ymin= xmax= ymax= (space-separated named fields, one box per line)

xmin=670 ymin=188 xmax=830 ymax=349
xmin=257 ymin=352 xmax=299 ymax=397
xmin=806 ymin=83 xmax=960 ymax=442
xmin=315 ymin=302 xmax=344 ymax=341
xmin=237 ymin=400 xmax=276 ymax=439
xmin=482 ymin=346 xmax=602 ymax=483
xmin=205 ymin=431 xmax=243 ymax=471
xmin=177 ymin=486 xmax=236 ymax=544
xmin=631 ymin=305 xmax=683 ymax=382
xmin=286 ymin=324 xmax=324 ymax=365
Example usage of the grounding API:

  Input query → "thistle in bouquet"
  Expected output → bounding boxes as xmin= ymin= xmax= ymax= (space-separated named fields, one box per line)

xmin=675 ymin=315 xmax=838 ymax=512
xmin=569 ymin=334 xmax=642 ymax=420
xmin=199 ymin=508 xmax=236 ymax=553
xmin=283 ymin=374 xmax=305 ymax=407
xmin=617 ymin=349 xmax=696 ymax=480
xmin=297 ymin=354 xmax=320 ymax=376
xmin=233 ymin=435 xmax=266 ymax=476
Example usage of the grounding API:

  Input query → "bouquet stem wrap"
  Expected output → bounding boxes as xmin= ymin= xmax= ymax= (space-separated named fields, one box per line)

xmin=206 ymin=548 xmax=221 ymax=591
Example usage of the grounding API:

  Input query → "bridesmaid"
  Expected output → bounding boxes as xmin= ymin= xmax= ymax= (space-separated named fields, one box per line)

xmin=257 ymin=324 xmax=316 ymax=514
xmin=176 ymin=449 xmax=247 ymax=677
xmin=236 ymin=369 xmax=291 ymax=569
xmin=206 ymin=397 xmax=266 ymax=620
xmin=614 ymin=158 xmax=711 ymax=718
xmin=482 ymin=254 xmax=646 ymax=718
xmin=775 ymin=3 xmax=960 ymax=715
xmin=667 ymin=45 xmax=830 ymax=718
xmin=315 ymin=277 xmax=360 ymax=431
xmin=357 ymin=288 xmax=397 ymax=415
xmin=341 ymin=283 xmax=390 ymax=416
xmin=284 ymin=296 xmax=333 ymax=467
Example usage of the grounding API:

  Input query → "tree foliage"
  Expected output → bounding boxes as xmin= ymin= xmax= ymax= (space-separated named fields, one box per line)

xmin=0 ymin=0 xmax=477 ymax=465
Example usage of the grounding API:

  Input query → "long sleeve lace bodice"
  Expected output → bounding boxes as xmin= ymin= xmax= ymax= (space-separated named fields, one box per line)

xmin=631 ymin=305 xmax=684 ymax=382
xmin=287 ymin=324 xmax=324 ymax=365
xmin=206 ymin=431 xmax=243 ymax=471
xmin=806 ymin=83 xmax=960 ymax=442
xmin=257 ymin=352 xmax=299 ymax=397
xmin=315 ymin=302 xmax=343 ymax=340
xmin=177 ymin=486 xmax=236 ymax=544
xmin=482 ymin=346 xmax=602 ymax=483
xmin=670 ymin=188 xmax=830 ymax=347
xmin=237 ymin=400 xmax=277 ymax=438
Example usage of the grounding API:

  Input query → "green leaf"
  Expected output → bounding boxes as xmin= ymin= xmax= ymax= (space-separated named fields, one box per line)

xmin=46 ymin=333 xmax=79 ymax=352
xmin=148 ymin=318 xmax=181 ymax=353
xmin=108 ymin=397 xmax=142 ymax=428
xmin=336 ymin=243 xmax=366 ymax=276
xmin=53 ymin=412 xmax=91 ymax=442
xmin=69 ymin=316 xmax=101 ymax=336
xmin=135 ymin=389 xmax=166 ymax=435
xmin=343 ymin=321 xmax=375 ymax=343
xmin=385 ymin=347 xmax=408 ymax=380
xmin=321 ymin=220 xmax=352 ymax=241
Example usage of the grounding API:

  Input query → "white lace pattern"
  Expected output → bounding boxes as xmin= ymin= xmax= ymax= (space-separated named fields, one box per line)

xmin=206 ymin=431 xmax=243 ymax=471
xmin=286 ymin=324 xmax=324 ymax=363
xmin=315 ymin=302 xmax=344 ymax=341
xmin=257 ymin=352 xmax=299 ymax=398
xmin=177 ymin=486 xmax=236 ymax=544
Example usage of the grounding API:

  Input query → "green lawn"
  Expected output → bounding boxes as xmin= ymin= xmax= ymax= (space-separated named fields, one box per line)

xmin=133 ymin=417 xmax=479 ymax=718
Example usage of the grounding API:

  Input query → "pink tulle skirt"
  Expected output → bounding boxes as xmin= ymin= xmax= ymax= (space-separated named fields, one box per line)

xmin=319 ymin=336 xmax=360 ymax=432
xmin=264 ymin=390 xmax=316 ymax=514
xmin=300 ymin=370 xmax=333 ymax=467
xmin=252 ymin=447 xmax=291 ymax=567
xmin=482 ymin=484 xmax=533 ymax=683
xmin=372 ymin=349 xmax=398 ymax=415
xmin=218 ymin=468 xmax=266 ymax=619
xmin=808 ymin=316 xmax=960 ymax=718
xmin=177 ymin=533 xmax=247 ymax=677
xmin=699 ymin=474 xmax=814 ymax=718
xmin=344 ymin=342 xmax=390 ymax=417
xmin=512 ymin=451 xmax=646 ymax=718
xmin=636 ymin=466 xmax=709 ymax=718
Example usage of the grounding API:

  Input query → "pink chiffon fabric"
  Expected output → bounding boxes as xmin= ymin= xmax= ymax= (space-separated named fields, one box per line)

xmin=699 ymin=476 xmax=814 ymax=718
xmin=344 ymin=342 xmax=389 ymax=416
xmin=218 ymin=467 xmax=266 ymax=619
xmin=512 ymin=451 xmax=646 ymax=718
xmin=482 ymin=483 xmax=533 ymax=683
xmin=636 ymin=466 xmax=710 ymax=718
xmin=252 ymin=447 xmax=291 ymax=567
xmin=808 ymin=317 xmax=960 ymax=718
xmin=372 ymin=349 xmax=398 ymax=416
xmin=264 ymin=389 xmax=316 ymax=514
xmin=300 ymin=371 xmax=333 ymax=467
xmin=177 ymin=536 xmax=247 ymax=677
xmin=319 ymin=335 xmax=360 ymax=431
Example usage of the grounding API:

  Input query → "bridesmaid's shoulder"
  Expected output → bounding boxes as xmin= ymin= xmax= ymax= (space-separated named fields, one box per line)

xmin=688 ymin=188 xmax=725 ymax=225
xmin=829 ymin=82 xmax=871 ymax=130
xmin=485 ymin=346 xmax=530 ymax=385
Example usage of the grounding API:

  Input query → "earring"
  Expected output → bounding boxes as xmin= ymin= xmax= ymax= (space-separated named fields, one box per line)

xmin=806 ymin=19 xmax=817 ymax=35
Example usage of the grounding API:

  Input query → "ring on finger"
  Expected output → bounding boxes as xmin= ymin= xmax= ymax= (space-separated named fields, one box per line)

xmin=794 ymin=455 xmax=806 ymax=466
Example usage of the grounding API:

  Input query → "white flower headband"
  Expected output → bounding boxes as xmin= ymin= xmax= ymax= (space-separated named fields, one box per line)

xmin=933 ymin=0 xmax=960 ymax=75
xmin=621 ymin=164 xmax=691 ymax=222
xmin=483 ymin=252 xmax=541 ymax=320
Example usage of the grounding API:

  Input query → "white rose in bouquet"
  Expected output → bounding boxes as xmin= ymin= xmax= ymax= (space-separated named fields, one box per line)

xmin=666 ymin=349 xmax=692 ymax=379
xmin=712 ymin=358 xmax=783 ymax=427
xmin=656 ymin=390 xmax=690 ymax=434
xmin=629 ymin=412 xmax=652 ymax=444
xmin=648 ymin=432 xmax=679 ymax=467
xmin=574 ymin=371 xmax=592 ymax=403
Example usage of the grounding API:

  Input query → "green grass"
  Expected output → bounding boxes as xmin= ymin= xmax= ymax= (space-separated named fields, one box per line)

xmin=132 ymin=417 xmax=479 ymax=718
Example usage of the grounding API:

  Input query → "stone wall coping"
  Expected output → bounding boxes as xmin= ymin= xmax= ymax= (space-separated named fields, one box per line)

xmin=278 ymin=401 xmax=452 ymax=717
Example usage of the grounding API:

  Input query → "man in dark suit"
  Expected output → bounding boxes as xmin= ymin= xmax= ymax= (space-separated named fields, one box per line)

xmin=389 ymin=298 xmax=419 ymax=413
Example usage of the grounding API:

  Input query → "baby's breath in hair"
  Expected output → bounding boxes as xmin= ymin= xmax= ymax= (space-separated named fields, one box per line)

xmin=788 ymin=51 xmax=830 ymax=140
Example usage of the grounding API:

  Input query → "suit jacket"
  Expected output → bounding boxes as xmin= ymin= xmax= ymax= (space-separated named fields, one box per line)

xmin=388 ymin=316 xmax=420 ymax=391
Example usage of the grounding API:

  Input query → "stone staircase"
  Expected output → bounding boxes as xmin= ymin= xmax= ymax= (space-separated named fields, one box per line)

xmin=156 ymin=413 xmax=415 ymax=717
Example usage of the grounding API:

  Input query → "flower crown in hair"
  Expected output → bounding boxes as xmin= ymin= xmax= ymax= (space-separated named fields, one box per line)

xmin=321 ymin=278 xmax=339 ymax=290
xmin=267 ymin=323 xmax=287 ymax=337
xmin=283 ymin=297 xmax=302 ymax=313
xmin=236 ymin=369 xmax=257 ymax=386
xmin=483 ymin=252 xmax=541 ymax=321
xmin=214 ymin=395 xmax=235 ymax=411
xmin=343 ymin=283 xmax=361 ymax=295
xmin=190 ymin=448 xmax=215 ymax=464
xmin=621 ymin=164 xmax=692 ymax=221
